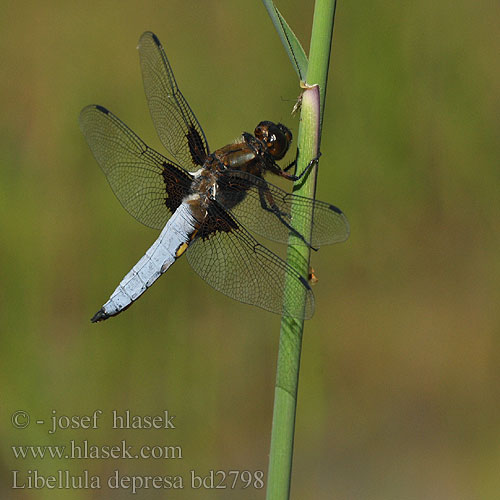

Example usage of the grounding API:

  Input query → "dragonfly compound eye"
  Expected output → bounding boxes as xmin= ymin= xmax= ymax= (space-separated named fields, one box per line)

xmin=254 ymin=121 xmax=292 ymax=160
xmin=267 ymin=124 xmax=291 ymax=160
xmin=254 ymin=121 xmax=272 ymax=143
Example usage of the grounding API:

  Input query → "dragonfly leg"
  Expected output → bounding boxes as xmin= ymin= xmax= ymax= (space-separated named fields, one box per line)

xmin=258 ymin=187 xmax=316 ymax=249
xmin=280 ymin=152 xmax=322 ymax=182
xmin=283 ymin=148 xmax=299 ymax=172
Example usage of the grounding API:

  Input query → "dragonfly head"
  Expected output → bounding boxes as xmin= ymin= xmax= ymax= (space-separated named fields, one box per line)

xmin=254 ymin=121 xmax=292 ymax=161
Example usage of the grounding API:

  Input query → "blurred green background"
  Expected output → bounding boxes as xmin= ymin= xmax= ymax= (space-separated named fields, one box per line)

xmin=1 ymin=0 xmax=499 ymax=498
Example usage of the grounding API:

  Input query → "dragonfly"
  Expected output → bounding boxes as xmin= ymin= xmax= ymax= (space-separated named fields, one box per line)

xmin=80 ymin=31 xmax=349 ymax=322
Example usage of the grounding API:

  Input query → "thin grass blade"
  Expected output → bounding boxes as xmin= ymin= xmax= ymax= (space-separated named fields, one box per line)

xmin=261 ymin=0 xmax=308 ymax=80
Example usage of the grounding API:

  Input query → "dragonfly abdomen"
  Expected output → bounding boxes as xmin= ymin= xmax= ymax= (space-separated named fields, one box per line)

xmin=91 ymin=202 xmax=198 ymax=322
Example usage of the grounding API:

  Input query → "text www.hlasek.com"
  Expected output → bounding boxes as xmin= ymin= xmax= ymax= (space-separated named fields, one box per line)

xmin=12 ymin=440 xmax=182 ymax=460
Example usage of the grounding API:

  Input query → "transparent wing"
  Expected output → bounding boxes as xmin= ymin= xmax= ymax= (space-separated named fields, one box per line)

xmin=186 ymin=201 xmax=314 ymax=319
xmin=138 ymin=31 xmax=209 ymax=171
xmin=215 ymin=170 xmax=350 ymax=247
xmin=79 ymin=104 xmax=192 ymax=229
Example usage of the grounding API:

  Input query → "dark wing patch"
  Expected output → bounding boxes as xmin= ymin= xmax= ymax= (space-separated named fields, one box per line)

xmin=138 ymin=31 xmax=209 ymax=170
xmin=161 ymin=160 xmax=192 ymax=214
xmin=186 ymin=124 xmax=207 ymax=167
xmin=215 ymin=170 xmax=350 ymax=247
xmin=79 ymin=104 xmax=192 ymax=229
xmin=186 ymin=201 xmax=314 ymax=319
xmin=197 ymin=200 xmax=239 ymax=241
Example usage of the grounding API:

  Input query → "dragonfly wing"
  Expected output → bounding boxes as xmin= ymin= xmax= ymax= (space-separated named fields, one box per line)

xmin=186 ymin=200 xmax=314 ymax=319
xmin=138 ymin=31 xmax=209 ymax=171
xmin=79 ymin=104 xmax=192 ymax=229
xmin=216 ymin=170 xmax=350 ymax=247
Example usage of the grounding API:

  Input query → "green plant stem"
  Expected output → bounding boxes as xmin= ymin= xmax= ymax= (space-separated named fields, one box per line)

xmin=266 ymin=1 xmax=337 ymax=499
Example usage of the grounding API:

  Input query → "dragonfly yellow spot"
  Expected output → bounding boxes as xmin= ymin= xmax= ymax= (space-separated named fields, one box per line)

xmin=176 ymin=242 xmax=189 ymax=258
